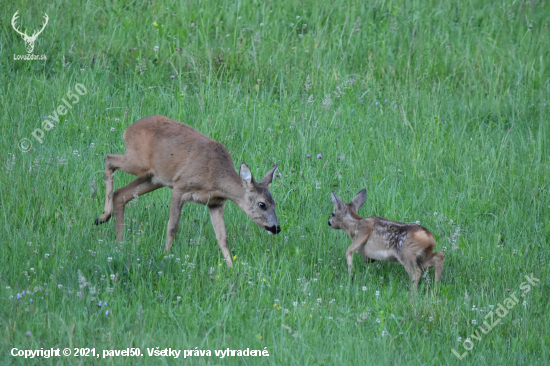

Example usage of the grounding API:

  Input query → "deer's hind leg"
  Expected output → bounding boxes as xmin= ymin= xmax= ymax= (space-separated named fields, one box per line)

xmin=434 ymin=252 xmax=445 ymax=282
xmin=422 ymin=251 xmax=445 ymax=283
xmin=95 ymin=154 xmax=152 ymax=225
xmin=95 ymin=154 xmax=125 ymax=225
xmin=111 ymin=176 xmax=161 ymax=242
xmin=400 ymin=248 xmax=422 ymax=299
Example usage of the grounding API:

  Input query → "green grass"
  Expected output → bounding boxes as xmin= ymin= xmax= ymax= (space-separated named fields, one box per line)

xmin=1 ymin=0 xmax=549 ymax=364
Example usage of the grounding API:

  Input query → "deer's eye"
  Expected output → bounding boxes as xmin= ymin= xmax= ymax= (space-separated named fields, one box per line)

xmin=258 ymin=202 xmax=267 ymax=210
xmin=331 ymin=212 xmax=335 ymax=217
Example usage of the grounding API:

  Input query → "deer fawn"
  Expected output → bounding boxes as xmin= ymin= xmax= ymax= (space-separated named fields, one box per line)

xmin=94 ymin=115 xmax=281 ymax=267
xmin=328 ymin=189 xmax=444 ymax=296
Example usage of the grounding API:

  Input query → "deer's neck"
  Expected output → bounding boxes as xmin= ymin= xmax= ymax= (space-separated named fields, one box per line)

xmin=221 ymin=173 xmax=249 ymax=209
xmin=342 ymin=215 xmax=362 ymax=239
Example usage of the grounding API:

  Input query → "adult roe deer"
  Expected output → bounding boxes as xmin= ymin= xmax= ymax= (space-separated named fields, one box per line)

xmin=94 ymin=115 xmax=281 ymax=267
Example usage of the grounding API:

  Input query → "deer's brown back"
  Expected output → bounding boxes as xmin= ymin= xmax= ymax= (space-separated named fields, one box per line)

xmin=367 ymin=217 xmax=435 ymax=254
xmin=122 ymin=115 xmax=240 ymax=190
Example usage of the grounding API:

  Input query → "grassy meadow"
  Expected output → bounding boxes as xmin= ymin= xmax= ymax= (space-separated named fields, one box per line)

xmin=1 ymin=0 xmax=549 ymax=364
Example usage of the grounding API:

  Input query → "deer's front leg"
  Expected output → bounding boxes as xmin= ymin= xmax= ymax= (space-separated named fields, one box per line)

xmin=165 ymin=189 xmax=185 ymax=252
xmin=209 ymin=202 xmax=233 ymax=267
xmin=345 ymin=230 xmax=372 ymax=274
xmin=345 ymin=240 xmax=363 ymax=274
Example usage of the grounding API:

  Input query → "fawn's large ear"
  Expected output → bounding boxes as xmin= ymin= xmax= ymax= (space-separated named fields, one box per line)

xmin=331 ymin=191 xmax=344 ymax=210
xmin=259 ymin=163 xmax=278 ymax=188
xmin=350 ymin=189 xmax=366 ymax=212
xmin=239 ymin=163 xmax=254 ymax=189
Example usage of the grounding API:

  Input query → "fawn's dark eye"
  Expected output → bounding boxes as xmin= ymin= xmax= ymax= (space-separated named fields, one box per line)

xmin=258 ymin=202 xmax=267 ymax=210
xmin=331 ymin=212 xmax=335 ymax=217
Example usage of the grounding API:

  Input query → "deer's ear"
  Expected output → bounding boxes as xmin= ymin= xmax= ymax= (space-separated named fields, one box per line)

xmin=331 ymin=191 xmax=344 ymax=210
xmin=259 ymin=164 xmax=278 ymax=188
xmin=239 ymin=163 xmax=254 ymax=189
xmin=350 ymin=189 xmax=366 ymax=212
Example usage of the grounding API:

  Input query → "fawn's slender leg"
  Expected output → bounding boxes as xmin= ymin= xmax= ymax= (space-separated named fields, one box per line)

xmin=345 ymin=239 xmax=364 ymax=274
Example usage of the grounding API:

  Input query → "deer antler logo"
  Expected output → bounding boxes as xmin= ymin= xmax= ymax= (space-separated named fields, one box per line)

xmin=12 ymin=11 xmax=49 ymax=54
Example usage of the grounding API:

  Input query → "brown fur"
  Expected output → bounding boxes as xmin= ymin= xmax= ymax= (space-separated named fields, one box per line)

xmin=328 ymin=189 xmax=444 ymax=297
xmin=95 ymin=115 xmax=281 ymax=267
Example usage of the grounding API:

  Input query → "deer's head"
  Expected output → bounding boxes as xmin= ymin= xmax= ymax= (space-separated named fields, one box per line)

xmin=328 ymin=189 xmax=366 ymax=229
xmin=239 ymin=163 xmax=281 ymax=235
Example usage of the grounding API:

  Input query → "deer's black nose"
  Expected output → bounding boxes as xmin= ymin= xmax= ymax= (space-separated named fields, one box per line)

xmin=265 ymin=225 xmax=281 ymax=234
xmin=328 ymin=221 xmax=331 ymax=226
